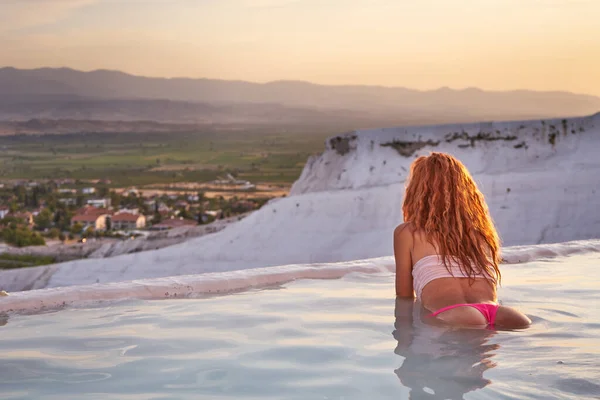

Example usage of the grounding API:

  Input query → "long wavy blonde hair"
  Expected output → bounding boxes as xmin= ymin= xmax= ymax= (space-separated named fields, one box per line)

xmin=402 ymin=152 xmax=501 ymax=284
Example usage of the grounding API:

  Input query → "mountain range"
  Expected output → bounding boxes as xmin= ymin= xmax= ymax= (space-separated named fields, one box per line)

xmin=1 ymin=67 xmax=599 ymax=133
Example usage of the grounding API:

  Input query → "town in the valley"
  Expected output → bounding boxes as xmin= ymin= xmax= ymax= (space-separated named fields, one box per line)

xmin=0 ymin=174 xmax=286 ymax=266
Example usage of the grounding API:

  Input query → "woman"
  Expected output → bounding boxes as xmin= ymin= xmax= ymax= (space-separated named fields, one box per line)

xmin=394 ymin=152 xmax=531 ymax=328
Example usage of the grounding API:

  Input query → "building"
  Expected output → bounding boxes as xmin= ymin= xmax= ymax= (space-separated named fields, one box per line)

xmin=58 ymin=198 xmax=77 ymax=206
xmin=9 ymin=212 xmax=34 ymax=226
xmin=86 ymin=198 xmax=111 ymax=208
xmin=0 ymin=206 xmax=9 ymax=219
xmin=144 ymin=199 xmax=156 ymax=209
xmin=175 ymin=200 xmax=189 ymax=210
xmin=111 ymin=212 xmax=146 ymax=231
xmin=157 ymin=203 xmax=170 ymax=212
xmin=118 ymin=208 xmax=139 ymax=215
xmin=71 ymin=206 xmax=111 ymax=230
xmin=214 ymin=173 xmax=251 ymax=186
xmin=123 ymin=187 xmax=139 ymax=196
xmin=58 ymin=189 xmax=77 ymax=194
xmin=199 ymin=210 xmax=223 ymax=224
xmin=204 ymin=210 xmax=222 ymax=218
xmin=82 ymin=187 xmax=96 ymax=195
xmin=157 ymin=209 xmax=172 ymax=219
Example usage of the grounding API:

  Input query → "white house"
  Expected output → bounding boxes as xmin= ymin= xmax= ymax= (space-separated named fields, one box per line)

xmin=86 ymin=198 xmax=111 ymax=208
xmin=118 ymin=208 xmax=139 ymax=215
xmin=59 ymin=198 xmax=77 ymax=206
xmin=71 ymin=213 xmax=109 ymax=231
xmin=0 ymin=206 xmax=10 ymax=219
xmin=111 ymin=212 xmax=146 ymax=231
xmin=58 ymin=189 xmax=76 ymax=194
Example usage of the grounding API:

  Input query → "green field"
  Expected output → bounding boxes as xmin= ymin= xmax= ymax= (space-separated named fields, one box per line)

xmin=0 ymin=130 xmax=334 ymax=186
xmin=0 ymin=253 xmax=56 ymax=270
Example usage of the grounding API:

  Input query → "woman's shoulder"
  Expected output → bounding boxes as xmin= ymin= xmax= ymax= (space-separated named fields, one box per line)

xmin=394 ymin=222 xmax=427 ymax=237
xmin=394 ymin=222 xmax=415 ymax=243
xmin=395 ymin=223 xmax=437 ymax=254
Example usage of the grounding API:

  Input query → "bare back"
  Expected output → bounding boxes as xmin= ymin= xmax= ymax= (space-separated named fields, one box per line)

xmin=408 ymin=228 xmax=497 ymax=312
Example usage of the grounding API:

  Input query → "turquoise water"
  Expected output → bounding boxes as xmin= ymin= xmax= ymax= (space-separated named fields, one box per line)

xmin=1 ymin=253 xmax=599 ymax=400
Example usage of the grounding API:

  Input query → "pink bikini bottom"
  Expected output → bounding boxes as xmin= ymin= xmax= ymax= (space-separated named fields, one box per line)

xmin=429 ymin=303 xmax=500 ymax=325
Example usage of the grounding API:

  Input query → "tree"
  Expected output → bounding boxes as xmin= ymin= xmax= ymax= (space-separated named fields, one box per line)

xmin=71 ymin=222 xmax=84 ymax=235
xmin=34 ymin=209 xmax=53 ymax=231
xmin=76 ymin=195 xmax=85 ymax=207
xmin=53 ymin=209 xmax=72 ymax=232
xmin=31 ymin=186 xmax=40 ymax=208
xmin=47 ymin=228 xmax=60 ymax=239
xmin=83 ymin=226 xmax=94 ymax=238
xmin=98 ymin=186 xmax=109 ymax=198
xmin=1 ymin=225 xmax=46 ymax=247
xmin=110 ymin=191 xmax=122 ymax=209
xmin=46 ymin=193 xmax=58 ymax=212
xmin=178 ymin=208 xmax=192 ymax=219
xmin=139 ymin=203 xmax=149 ymax=215
xmin=13 ymin=185 xmax=26 ymax=203
xmin=198 ymin=212 xmax=215 ymax=225
xmin=136 ymin=194 xmax=145 ymax=209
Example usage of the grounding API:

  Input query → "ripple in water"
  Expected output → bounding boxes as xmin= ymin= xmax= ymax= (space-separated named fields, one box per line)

xmin=1 ymin=253 xmax=599 ymax=399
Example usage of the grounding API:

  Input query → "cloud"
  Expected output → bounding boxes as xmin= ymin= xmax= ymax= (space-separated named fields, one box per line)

xmin=0 ymin=0 xmax=98 ymax=32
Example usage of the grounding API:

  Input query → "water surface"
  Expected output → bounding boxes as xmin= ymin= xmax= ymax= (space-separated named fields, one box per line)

xmin=1 ymin=253 xmax=599 ymax=399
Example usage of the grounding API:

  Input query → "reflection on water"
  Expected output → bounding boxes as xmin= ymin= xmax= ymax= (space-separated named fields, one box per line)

xmin=393 ymin=298 xmax=499 ymax=399
xmin=1 ymin=253 xmax=599 ymax=400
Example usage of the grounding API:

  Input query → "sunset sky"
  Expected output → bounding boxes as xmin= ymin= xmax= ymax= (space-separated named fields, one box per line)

xmin=0 ymin=0 xmax=598 ymax=95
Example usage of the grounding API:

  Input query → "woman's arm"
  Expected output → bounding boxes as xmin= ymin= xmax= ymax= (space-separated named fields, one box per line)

xmin=394 ymin=223 xmax=415 ymax=298
xmin=393 ymin=296 xmax=416 ymax=351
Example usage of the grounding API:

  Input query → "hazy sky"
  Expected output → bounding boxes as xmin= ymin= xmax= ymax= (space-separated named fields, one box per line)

xmin=0 ymin=0 xmax=599 ymax=95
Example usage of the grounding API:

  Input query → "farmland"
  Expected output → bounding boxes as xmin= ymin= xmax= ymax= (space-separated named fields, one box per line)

xmin=0 ymin=129 xmax=334 ymax=187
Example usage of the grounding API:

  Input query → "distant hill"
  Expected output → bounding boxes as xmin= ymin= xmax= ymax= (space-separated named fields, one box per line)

xmin=1 ymin=67 xmax=599 ymax=130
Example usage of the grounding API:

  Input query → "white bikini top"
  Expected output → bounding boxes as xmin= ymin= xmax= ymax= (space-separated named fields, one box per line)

xmin=412 ymin=255 xmax=496 ymax=300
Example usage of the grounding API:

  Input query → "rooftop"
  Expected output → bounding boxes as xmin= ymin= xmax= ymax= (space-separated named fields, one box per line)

xmin=112 ymin=213 xmax=143 ymax=222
